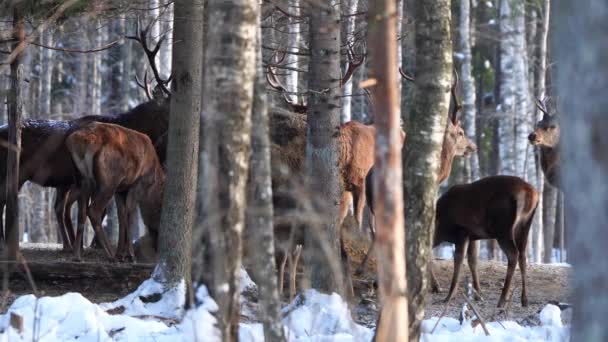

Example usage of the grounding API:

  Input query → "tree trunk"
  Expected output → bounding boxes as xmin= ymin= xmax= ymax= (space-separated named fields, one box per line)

xmin=4 ymin=6 xmax=25 ymax=260
xmin=405 ymin=1 xmax=453 ymax=339
xmin=153 ymin=0 xmax=203 ymax=301
xmin=304 ymin=0 xmax=344 ymax=294
xmin=340 ymin=0 xmax=359 ymax=123
xmin=243 ymin=22 xmax=286 ymax=342
xmin=535 ymin=0 xmax=552 ymax=263
xmin=458 ymin=0 xmax=480 ymax=182
xmin=400 ymin=0 xmax=415 ymax=127
xmin=498 ymin=0 xmax=515 ymax=177
xmin=368 ymin=0 xmax=408 ymax=340
xmin=198 ymin=0 xmax=257 ymax=339
xmin=542 ymin=182 xmax=557 ymax=263
xmin=554 ymin=1 xmax=608 ymax=337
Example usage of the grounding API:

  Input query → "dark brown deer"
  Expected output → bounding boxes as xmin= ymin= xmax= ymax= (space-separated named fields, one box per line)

xmin=357 ymin=72 xmax=477 ymax=272
xmin=66 ymin=122 xmax=165 ymax=261
xmin=528 ymin=98 xmax=560 ymax=188
xmin=433 ymin=175 xmax=539 ymax=307
xmin=0 ymin=19 xmax=170 ymax=251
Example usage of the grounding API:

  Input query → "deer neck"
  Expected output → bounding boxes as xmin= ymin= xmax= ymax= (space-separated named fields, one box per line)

xmin=437 ymin=140 xmax=456 ymax=185
xmin=540 ymin=144 xmax=560 ymax=186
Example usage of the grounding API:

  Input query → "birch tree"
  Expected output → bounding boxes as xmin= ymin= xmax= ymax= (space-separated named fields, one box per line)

xmin=198 ymin=0 xmax=257 ymax=339
xmin=154 ymin=0 xmax=203 ymax=303
xmin=498 ymin=0 xmax=516 ymax=176
xmin=458 ymin=0 xmax=480 ymax=182
xmin=554 ymin=0 xmax=608 ymax=338
xmin=304 ymin=0 xmax=344 ymax=293
xmin=367 ymin=0 xmax=408 ymax=340
xmin=405 ymin=1 xmax=452 ymax=339
xmin=341 ymin=0 xmax=359 ymax=123
xmin=243 ymin=22 xmax=286 ymax=342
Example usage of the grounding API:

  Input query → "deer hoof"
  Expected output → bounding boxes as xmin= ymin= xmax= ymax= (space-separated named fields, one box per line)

xmin=72 ymin=256 xmax=83 ymax=263
xmin=522 ymin=298 xmax=529 ymax=307
xmin=474 ymin=293 xmax=484 ymax=302
xmin=431 ymin=284 xmax=443 ymax=293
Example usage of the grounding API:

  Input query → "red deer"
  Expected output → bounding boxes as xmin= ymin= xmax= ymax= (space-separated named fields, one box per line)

xmin=0 ymin=20 xmax=170 ymax=251
xmin=357 ymin=72 xmax=477 ymax=272
xmin=66 ymin=122 xmax=165 ymax=261
xmin=432 ymin=175 xmax=539 ymax=307
xmin=337 ymin=121 xmax=406 ymax=229
xmin=528 ymin=98 xmax=560 ymax=188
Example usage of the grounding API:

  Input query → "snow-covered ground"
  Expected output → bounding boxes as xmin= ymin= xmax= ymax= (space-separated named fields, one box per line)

xmin=0 ymin=268 xmax=570 ymax=341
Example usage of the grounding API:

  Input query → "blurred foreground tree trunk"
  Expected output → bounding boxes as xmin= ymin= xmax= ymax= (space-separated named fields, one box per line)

xmin=405 ymin=1 xmax=453 ymax=339
xmin=198 ymin=0 xmax=257 ymax=339
xmin=367 ymin=0 xmax=408 ymax=340
xmin=304 ymin=0 xmax=345 ymax=294
xmin=154 ymin=0 xmax=203 ymax=304
xmin=554 ymin=0 xmax=608 ymax=339
xmin=243 ymin=21 xmax=286 ymax=342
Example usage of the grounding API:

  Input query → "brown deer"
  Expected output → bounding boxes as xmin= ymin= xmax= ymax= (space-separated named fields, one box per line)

xmin=528 ymin=98 xmax=560 ymax=188
xmin=0 ymin=19 xmax=170 ymax=251
xmin=357 ymin=72 xmax=477 ymax=272
xmin=433 ymin=175 xmax=539 ymax=307
xmin=66 ymin=122 xmax=165 ymax=261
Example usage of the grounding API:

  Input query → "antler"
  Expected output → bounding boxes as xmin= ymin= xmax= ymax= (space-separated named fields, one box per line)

xmin=340 ymin=44 xmax=364 ymax=86
xmin=127 ymin=17 xmax=171 ymax=98
xmin=399 ymin=67 xmax=415 ymax=82
xmin=135 ymin=70 xmax=153 ymax=101
xmin=535 ymin=97 xmax=550 ymax=118
xmin=450 ymin=69 xmax=462 ymax=124
xmin=266 ymin=51 xmax=307 ymax=113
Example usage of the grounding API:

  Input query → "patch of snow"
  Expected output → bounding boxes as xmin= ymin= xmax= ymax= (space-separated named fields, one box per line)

xmin=100 ymin=277 xmax=186 ymax=320
xmin=539 ymin=304 xmax=563 ymax=327
xmin=486 ymin=1 xmax=493 ymax=8
xmin=488 ymin=19 xmax=496 ymax=25
xmin=434 ymin=243 xmax=454 ymax=260
xmin=282 ymin=289 xmax=374 ymax=342
xmin=421 ymin=304 xmax=570 ymax=342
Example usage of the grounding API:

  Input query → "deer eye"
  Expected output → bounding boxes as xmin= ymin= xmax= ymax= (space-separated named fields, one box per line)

xmin=549 ymin=125 xmax=557 ymax=129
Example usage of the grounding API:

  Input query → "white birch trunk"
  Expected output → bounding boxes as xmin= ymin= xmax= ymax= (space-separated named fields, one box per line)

xmin=340 ymin=0 xmax=359 ymax=123
xmin=498 ymin=0 xmax=516 ymax=176
xmin=160 ymin=0 xmax=173 ymax=80
xmin=286 ymin=0 xmax=300 ymax=105
xmin=459 ymin=0 xmax=480 ymax=181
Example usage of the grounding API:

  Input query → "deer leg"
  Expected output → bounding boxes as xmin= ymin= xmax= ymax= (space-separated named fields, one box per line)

xmin=352 ymin=185 xmax=366 ymax=230
xmin=444 ymin=238 xmax=469 ymax=303
xmin=278 ymin=250 xmax=288 ymax=296
xmin=73 ymin=186 xmax=89 ymax=262
xmin=289 ymin=244 xmax=302 ymax=302
xmin=496 ymin=239 xmax=519 ymax=308
xmin=115 ymin=194 xmax=128 ymax=261
xmin=121 ymin=191 xmax=138 ymax=262
xmin=87 ymin=189 xmax=116 ymax=260
xmin=517 ymin=217 xmax=533 ymax=307
xmin=54 ymin=187 xmax=72 ymax=251
xmin=338 ymin=191 xmax=352 ymax=228
xmin=64 ymin=187 xmax=78 ymax=246
xmin=467 ymin=240 xmax=483 ymax=301
xmin=341 ymin=235 xmax=355 ymax=299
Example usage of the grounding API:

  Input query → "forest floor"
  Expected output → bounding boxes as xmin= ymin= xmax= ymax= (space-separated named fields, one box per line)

xmin=2 ymin=238 xmax=570 ymax=330
xmin=343 ymin=232 xmax=572 ymax=328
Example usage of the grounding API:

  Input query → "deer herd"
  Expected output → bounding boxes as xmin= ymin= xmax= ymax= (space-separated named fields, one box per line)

xmin=0 ymin=25 xmax=562 ymax=309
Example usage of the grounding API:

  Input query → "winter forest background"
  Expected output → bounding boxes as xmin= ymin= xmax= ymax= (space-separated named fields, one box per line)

xmin=0 ymin=0 xmax=606 ymax=341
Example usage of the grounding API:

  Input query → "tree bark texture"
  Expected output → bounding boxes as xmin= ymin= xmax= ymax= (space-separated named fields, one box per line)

xmin=4 ymin=7 xmax=25 ymax=259
xmin=368 ymin=0 xmax=409 ymax=340
xmin=243 ymin=23 xmax=286 ymax=342
xmin=400 ymin=0 xmax=415 ymax=126
xmin=154 ymin=0 xmax=203 ymax=298
xmin=458 ymin=0 xmax=480 ymax=182
xmin=304 ymin=0 xmax=344 ymax=294
xmin=553 ymin=0 xmax=608 ymax=338
xmin=199 ymin=0 xmax=257 ymax=339
xmin=405 ymin=1 xmax=453 ymax=339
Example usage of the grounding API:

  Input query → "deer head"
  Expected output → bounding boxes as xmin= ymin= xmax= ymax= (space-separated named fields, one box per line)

xmin=529 ymin=98 xmax=560 ymax=148
xmin=445 ymin=71 xmax=477 ymax=157
xmin=266 ymin=44 xmax=364 ymax=113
